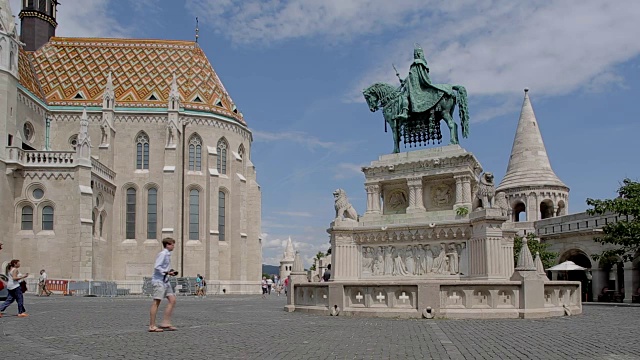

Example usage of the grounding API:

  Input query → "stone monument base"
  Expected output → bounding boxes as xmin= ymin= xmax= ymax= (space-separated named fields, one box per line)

xmin=286 ymin=279 xmax=581 ymax=319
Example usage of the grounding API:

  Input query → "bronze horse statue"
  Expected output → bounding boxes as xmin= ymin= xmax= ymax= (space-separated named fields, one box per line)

xmin=363 ymin=82 xmax=469 ymax=153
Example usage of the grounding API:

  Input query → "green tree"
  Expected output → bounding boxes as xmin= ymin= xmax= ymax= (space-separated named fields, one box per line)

xmin=513 ymin=233 xmax=557 ymax=269
xmin=309 ymin=264 xmax=316 ymax=271
xmin=315 ymin=251 xmax=325 ymax=260
xmin=586 ymin=178 xmax=640 ymax=262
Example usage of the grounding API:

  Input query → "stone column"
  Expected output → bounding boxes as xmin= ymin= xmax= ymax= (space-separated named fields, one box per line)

xmin=365 ymin=184 xmax=381 ymax=214
xmin=330 ymin=232 xmax=359 ymax=281
xmin=406 ymin=177 xmax=425 ymax=213
xmin=462 ymin=176 xmax=472 ymax=207
xmin=454 ymin=175 xmax=464 ymax=207
xmin=624 ymin=262 xmax=634 ymax=303
xmin=469 ymin=208 xmax=509 ymax=280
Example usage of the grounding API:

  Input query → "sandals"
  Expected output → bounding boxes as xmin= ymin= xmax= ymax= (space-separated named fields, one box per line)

xmin=148 ymin=326 xmax=164 ymax=332
xmin=159 ymin=325 xmax=177 ymax=331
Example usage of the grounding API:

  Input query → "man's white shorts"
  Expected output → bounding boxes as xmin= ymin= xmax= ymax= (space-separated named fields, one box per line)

xmin=152 ymin=281 xmax=175 ymax=300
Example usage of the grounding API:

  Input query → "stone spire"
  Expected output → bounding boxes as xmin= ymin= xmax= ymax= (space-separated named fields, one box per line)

xmin=283 ymin=236 xmax=295 ymax=261
xmin=168 ymin=73 xmax=180 ymax=111
xmin=0 ymin=0 xmax=17 ymax=36
xmin=534 ymin=252 xmax=548 ymax=278
xmin=76 ymin=107 xmax=91 ymax=165
xmin=515 ymin=235 xmax=536 ymax=271
xmin=497 ymin=89 xmax=567 ymax=191
xmin=102 ymin=72 xmax=115 ymax=110
xmin=292 ymin=251 xmax=304 ymax=273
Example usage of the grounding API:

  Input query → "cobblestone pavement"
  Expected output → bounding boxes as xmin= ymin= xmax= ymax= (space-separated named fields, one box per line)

xmin=1 ymin=295 xmax=639 ymax=359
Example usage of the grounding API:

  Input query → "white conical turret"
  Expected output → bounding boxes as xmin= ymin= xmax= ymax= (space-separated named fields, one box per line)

xmin=279 ymin=237 xmax=296 ymax=280
xmin=497 ymin=89 xmax=569 ymax=225
xmin=498 ymin=89 xmax=566 ymax=190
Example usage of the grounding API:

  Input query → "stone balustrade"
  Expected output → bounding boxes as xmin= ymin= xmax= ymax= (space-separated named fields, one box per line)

xmin=535 ymin=211 xmax=629 ymax=238
xmin=6 ymin=147 xmax=76 ymax=166
xmin=289 ymin=280 xmax=581 ymax=319
xmin=91 ymin=157 xmax=116 ymax=182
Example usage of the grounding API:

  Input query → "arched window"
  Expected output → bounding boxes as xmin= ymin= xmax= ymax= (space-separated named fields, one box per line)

xmin=136 ymin=132 xmax=150 ymax=170
xmin=21 ymin=205 xmax=33 ymax=230
xmin=188 ymin=135 xmax=202 ymax=171
xmin=92 ymin=211 xmax=96 ymax=235
xmin=218 ymin=191 xmax=226 ymax=241
xmin=99 ymin=213 xmax=105 ymax=237
xmin=126 ymin=188 xmax=136 ymax=239
xmin=513 ymin=202 xmax=526 ymax=222
xmin=238 ymin=144 xmax=245 ymax=160
xmin=147 ymin=188 xmax=157 ymax=239
xmin=217 ymin=138 xmax=228 ymax=175
xmin=189 ymin=189 xmax=199 ymax=240
xmin=42 ymin=206 xmax=54 ymax=230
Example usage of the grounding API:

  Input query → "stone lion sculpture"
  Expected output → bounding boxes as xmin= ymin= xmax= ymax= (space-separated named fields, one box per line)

xmin=494 ymin=191 xmax=511 ymax=217
xmin=476 ymin=172 xmax=496 ymax=209
xmin=333 ymin=189 xmax=358 ymax=221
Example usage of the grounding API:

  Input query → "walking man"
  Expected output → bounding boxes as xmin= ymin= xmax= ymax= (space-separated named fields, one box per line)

xmin=38 ymin=269 xmax=52 ymax=296
xmin=149 ymin=238 xmax=178 ymax=332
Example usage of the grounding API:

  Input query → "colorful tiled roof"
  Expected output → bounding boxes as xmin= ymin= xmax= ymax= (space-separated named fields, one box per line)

xmin=18 ymin=48 xmax=45 ymax=100
xmin=28 ymin=37 xmax=245 ymax=124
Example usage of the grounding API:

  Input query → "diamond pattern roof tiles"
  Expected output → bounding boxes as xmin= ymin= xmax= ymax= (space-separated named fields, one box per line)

xmin=23 ymin=37 xmax=245 ymax=125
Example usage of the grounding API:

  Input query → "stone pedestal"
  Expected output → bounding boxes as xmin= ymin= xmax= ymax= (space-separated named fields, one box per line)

xmin=469 ymin=208 xmax=510 ymax=280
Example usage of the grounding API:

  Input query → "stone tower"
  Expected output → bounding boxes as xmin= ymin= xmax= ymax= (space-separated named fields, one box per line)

xmin=279 ymin=237 xmax=295 ymax=280
xmin=497 ymin=89 xmax=569 ymax=231
xmin=19 ymin=0 xmax=58 ymax=51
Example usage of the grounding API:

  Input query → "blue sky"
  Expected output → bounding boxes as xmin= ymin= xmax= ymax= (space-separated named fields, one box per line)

xmin=9 ymin=0 xmax=640 ymax=267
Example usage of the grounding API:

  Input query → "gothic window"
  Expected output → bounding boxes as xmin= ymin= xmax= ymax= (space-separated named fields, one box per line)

xmin=126 ymin=188 xmax=136 ymax=239
xmin=42 ymin=206 xmax=54 ymax=230
xmin=99 ymin=213 xmax=105 ymax=237
xmin=189 ymin=189 xmax=199 ymax=240
xmin=136 ymin=132 xmax=150 ymax=170
xmin=9 ymin=51 xmax=13 ymax=70
xmin=38 ymin=0 xmax=46 ymax=12
xmin=147 ymin=188 xmax=158 ymax=239
xmin=21 ymin=205 xmax=33 ymax=230
xmin=217 ymin=138 xmax=228 ymax=175
xmin=218 ymin=191 xmax=226 ymax=241
xmin=92 ymin=211 xmax=96 ymax=235
xmin=238 ymin=144 xmax=245 ymax=160
xmin=188 ymin=135 xmax=202 ymax=171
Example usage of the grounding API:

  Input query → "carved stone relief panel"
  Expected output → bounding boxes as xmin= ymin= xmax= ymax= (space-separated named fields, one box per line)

xmin=383 ymin=183 xmax=409 ymax=214
xmin=424 ymin=179 xmax=455 ymax=210
xmin=360 ymin=242 xmax=468 ymax=277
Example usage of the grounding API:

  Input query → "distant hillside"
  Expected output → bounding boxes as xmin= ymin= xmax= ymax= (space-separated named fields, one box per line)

xmin=262 ymin=264 xmax=279 ymax=275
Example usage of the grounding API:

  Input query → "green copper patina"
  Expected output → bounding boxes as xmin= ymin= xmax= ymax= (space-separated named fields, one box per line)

xmin=363 ymin=45 xmax=469 ymax=153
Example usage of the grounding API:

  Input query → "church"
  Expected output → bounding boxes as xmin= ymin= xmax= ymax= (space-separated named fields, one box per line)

xmin=0 ymin=0 xmax=262 ymax=293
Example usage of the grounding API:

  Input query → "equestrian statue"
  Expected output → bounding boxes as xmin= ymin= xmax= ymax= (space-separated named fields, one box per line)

xmin=363 ymin=45 xmax=470 ymax=153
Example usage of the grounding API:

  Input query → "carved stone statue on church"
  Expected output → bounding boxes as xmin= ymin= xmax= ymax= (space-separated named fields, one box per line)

xmin=100 ymin=123 xmax=108 ymax=145
xmin=167 ymin=124 xmax=175 ymax=147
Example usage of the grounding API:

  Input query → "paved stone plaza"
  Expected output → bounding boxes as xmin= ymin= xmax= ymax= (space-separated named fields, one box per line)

xmin=0 ymin=295 xmax=639 ymax=359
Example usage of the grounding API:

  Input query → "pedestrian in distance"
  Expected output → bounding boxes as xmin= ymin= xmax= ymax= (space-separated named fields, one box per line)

xmin=261 ymin=276 xmax=268 ymax=299
xmin=0 ymin=259 xmax=29 ymax=318
xmin=38 ymin=269 xmax=52 ymax=296
xmin=148 ymin=238 xmax=178 ymax=332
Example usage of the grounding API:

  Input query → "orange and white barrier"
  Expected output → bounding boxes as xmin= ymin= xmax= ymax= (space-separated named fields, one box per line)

xmin=45 ymin=280 xmax=70 ymax=295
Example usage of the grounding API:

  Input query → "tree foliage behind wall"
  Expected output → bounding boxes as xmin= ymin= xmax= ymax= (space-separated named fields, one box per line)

xmin=586 ymin=178 xmax=640 ymax=263
xmin=513 ymin=233 xmax=558 ymax=269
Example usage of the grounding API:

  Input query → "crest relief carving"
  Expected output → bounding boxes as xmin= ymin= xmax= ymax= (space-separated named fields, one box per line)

xmin=384 ymin=188 xmax=408 ymax=214
xmin=431 ymin=183 xmax=452 ymax=207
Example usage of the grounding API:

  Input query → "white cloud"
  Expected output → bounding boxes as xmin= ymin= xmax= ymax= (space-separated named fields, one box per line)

xmin=9 ymin=0 xmax=132 ymax=38
xmin=187 ymin=0 xmax=640 ymax=120
xmin=253 ymin=129 xmax=339 ymax=151
xmin=333 ymin=162 xmax=365 ymax=179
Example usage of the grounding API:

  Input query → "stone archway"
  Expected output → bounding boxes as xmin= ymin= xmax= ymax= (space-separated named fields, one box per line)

xmin=513 ymin=202 xmax=526 ymax=222
xmin=540 ymin=199 xmax=554 ymax=219
xmin=558 ymin=249 xmax=592 ymax=301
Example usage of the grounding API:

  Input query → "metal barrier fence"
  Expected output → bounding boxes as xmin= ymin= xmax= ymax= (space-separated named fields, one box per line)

xmin=7 ymin=277 xmax=209 ymax=298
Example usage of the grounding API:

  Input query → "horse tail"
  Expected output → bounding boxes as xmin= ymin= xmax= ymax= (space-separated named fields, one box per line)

xmin=453 ymin=85 xmax=469 ymax=138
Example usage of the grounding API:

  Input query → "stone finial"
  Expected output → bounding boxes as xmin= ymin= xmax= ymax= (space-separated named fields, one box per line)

xmin=515 ymin=235 xmax=536 ymax=271
xmin=534 ymin=252 xmax=548 ymax=279
xmin=168 ymin=73 xmax=180 ymax=110
xmin=76 ymin=107 xmax=92 ymax=163
xmin=102 ymin=72 xmax=115 ymax=109
xmin=292 ymin=251 xmax=304 ymax=273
